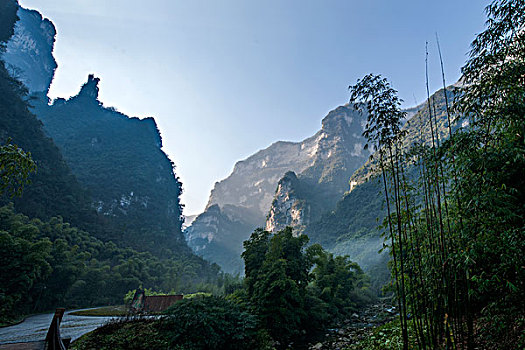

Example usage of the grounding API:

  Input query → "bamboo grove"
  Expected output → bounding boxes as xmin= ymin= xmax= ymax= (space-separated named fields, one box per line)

xmin=348 ymin=1 xmax=524 ymax=349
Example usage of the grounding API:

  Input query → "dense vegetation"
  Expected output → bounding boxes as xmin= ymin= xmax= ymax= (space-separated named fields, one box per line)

xmin=72 ymin=227 xmax=371 ymax=349
xmin=241 ymin=227 xmax=371 ymax=347
xmin=0 ymin=33 xmax=94 ymax=228
xmin=0 ymin=204 xmax=221 ymax=324
xmin=71 ymin=296 xmax=265 ymax=350
xmin=30 ymin=75 xmax=186 ymax=257
xmin=346 ymin=1 xmax=525 ymax=348
xmin=306 ymin=177 xmax=389 ymax=293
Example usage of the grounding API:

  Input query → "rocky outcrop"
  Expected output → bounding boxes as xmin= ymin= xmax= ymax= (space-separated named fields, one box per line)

xmin=265 ymin=171 xmax=310 ymax=233
xmin=2 ymin=7 xmax=57 ymax=93
xmin=265 ymin=105 xmax=371 ymax=234
xmin=207 ymin=136 xmax=321 ymax=215
xmin=186 ymin=133 xmax=325 ymax=273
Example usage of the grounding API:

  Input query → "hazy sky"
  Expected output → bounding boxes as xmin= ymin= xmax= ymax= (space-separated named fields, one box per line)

xmin=19 ymin=0 xmax=489 ymax=215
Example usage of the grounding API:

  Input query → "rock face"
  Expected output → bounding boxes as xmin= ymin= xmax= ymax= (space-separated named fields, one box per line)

xmin=265 ymin=105 xmax=371 ymax=233
xmin=186 ymin=104 xmax=370 ymax=273
xmin=207 ymin=137 xmax=321 ymax=215
xmin=265 ymin=171 xmax=310 ymax=233
xmin=184 ymin=204 xmax=261 ymax=274
xmin=185 ymin=137 xmax=320 ymax=273
xmin=2 ymin=7 xmax=57 ymax=93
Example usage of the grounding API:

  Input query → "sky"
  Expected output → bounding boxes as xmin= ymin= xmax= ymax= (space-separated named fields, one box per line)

xmin=19 ymin=0 xmax=490 ymax=216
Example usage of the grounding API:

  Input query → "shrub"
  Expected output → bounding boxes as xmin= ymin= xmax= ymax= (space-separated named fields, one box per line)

xmin=161 ymin=295 xmax=263 ymax=350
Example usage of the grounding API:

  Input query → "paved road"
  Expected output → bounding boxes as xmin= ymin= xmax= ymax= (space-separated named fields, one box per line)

xmin=0 ymin=309 xmax=121 ymax=344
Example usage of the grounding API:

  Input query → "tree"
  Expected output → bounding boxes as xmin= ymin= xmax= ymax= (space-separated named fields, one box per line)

xmin=161 ymin=295 xmax=260 ymax=350
xmin=0 ymin=140 xmax=37 ymax=198
xmin=348 ymin=74 xmax=410 ymax=349
xmin=242 ymin=227 xmax=368 ymax=347
xmin=309 ymin=249 xmax=367 ymax=319
xmin=243 ymin=227 xmax=310 ymax=346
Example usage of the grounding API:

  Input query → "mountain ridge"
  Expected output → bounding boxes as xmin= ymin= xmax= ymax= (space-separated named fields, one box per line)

xmin=186 ymin=104 xmax=372 ymax=273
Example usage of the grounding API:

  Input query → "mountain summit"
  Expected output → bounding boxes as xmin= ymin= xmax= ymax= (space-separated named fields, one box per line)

xmin=2 ymin=6 xmax=56 ymax=93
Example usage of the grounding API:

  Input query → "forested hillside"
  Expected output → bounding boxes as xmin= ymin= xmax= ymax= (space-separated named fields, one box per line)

xmin=30 ymin=75 xmax=186 ymax=257
xmin=301 ymin=88 xmax=455 ymax=290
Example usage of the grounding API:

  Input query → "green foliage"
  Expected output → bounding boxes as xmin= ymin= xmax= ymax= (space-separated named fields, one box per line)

xmin=345 ymin=319 xmax=420 ymax=350
xmin=242 ymin=227 xmax=369 ymax=347
xmin=0 ymin=209 xmax=52 ymax=323
xmin=243 ymin=227 xmax=312 ymax=345
xmin=0 ymin=54 xmax=95 ymax=228
xmin=349 ymin=74 xmax=407 ymax=152
xmin=0 ymin=204 xmax=220 ymax=322
xmin=0 ymin=140 xmax=36 ymax=197
xmin=160 ymin=295 xmax=262 ymax=350
xmin=310 ymin=249 xmax=371 ymax=318
xmin=71 ymin=319 xmax=169 ymax=350
xmin=346 ymin=1 xmax=525 ymax=348
xmin=123 ymin=288 xmax=179 ymax=305
xmin=72 ymin=296 xmax=270 ymax=350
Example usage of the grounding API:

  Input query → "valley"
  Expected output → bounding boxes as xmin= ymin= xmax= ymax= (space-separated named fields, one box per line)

xmin=0 ymin=0 xmax=523 ymax=349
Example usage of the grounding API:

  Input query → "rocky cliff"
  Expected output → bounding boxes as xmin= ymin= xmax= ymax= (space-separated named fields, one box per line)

xmin=2 ymin=6 xmax=56 ymax=93
xmin=185 ymin=137 xmax=320 ymax=273
xmin=3 ymin=4 xmax=188 ymax=256
xmin=1 ymin=2 xmax=221 ymax=290
xmin=265 ymin=105 xmax=372 ymax=233
xmin=186 ymin=104 xmax=371 ymax=273
xmin=185 ymin=204 xmax=261 ymax=274
xmin=207 ymin=136 xmax=322 ymax=214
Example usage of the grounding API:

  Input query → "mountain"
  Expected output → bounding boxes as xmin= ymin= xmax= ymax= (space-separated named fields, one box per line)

xmin=2 ymin=6 xmax=56 ymax=93
xmin=2 ymin=1 xmax=208 ymax=261
xmin=0 ymin=3 xmax=92 ymax=226
xmin=300 ymin=87 xmax=458 ymax=290
xmin=29 ymin=75 xmax=186 ymax=256
xmin=185 ymin=204 xmax=261 ymax=274
xmin=0 ymin=2 xmax=221 ymax=316
xmin=265 ymin=105 xmax=373 ymax=233
xmin=185 ymin=134 xmax=324 ymax=273
xmin=188 ymin=87 xmax=450 ymax=278
xmin=186 ymin=104 xmax=371 ymax=273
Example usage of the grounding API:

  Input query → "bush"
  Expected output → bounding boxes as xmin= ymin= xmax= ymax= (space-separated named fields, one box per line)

xmin=161 ymin=295 xmax=265 ymax=350
xmin=71 ymin=318 xmax=168 ymax=350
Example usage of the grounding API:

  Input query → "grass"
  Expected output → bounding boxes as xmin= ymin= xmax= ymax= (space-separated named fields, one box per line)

xmin=69 ymin=305 xmax=128 ymax=317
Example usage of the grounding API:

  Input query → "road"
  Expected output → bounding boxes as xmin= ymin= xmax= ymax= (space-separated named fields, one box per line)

xmin=0 ymin=309 xmax=121 ymax=344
